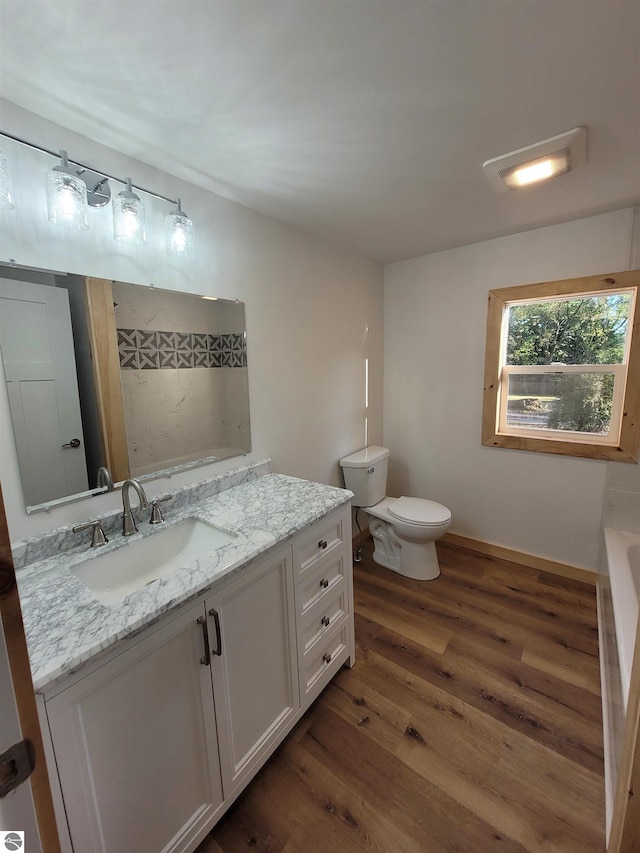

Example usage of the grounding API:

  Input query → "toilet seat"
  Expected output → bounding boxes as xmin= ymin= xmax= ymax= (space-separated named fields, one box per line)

xmin=388 ymin=496 xmax=451 ymax=527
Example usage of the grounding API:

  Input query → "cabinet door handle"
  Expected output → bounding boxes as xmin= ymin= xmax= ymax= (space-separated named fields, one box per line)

xmin=209 ymin=608 xmax=222 ymax=656
xmin=197 ymin=616 xmax=210 ymax=666
xmin=320 ymin=578 xmax=329 ymax=589
xmin=321 ymin=616 xmax=330 ymax=627
xmin=323 ymin=652 xmax=332 ymax=664
xmin=318 ymin=539 xmax=328 ymax=550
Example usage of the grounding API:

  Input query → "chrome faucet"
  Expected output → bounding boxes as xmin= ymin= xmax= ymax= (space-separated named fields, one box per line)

xmin=97 ymin=466 xmax=114 ymax=492
xmin=121 ymin=479 xmax=149 ymax=536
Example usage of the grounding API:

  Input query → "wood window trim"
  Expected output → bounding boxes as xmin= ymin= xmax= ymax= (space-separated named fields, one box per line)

xmin=482 ymin=270 xmax=640 ymax=462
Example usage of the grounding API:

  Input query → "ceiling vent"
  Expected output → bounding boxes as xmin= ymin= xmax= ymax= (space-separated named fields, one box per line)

xmin=483 ymin=127 xmax=587 ymax=192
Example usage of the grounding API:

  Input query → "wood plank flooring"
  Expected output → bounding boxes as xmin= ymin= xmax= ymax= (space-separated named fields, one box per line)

xmin=198 ymin=538 xmax=605 ymax=852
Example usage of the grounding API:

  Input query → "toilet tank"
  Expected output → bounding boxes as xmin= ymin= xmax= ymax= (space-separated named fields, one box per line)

xmin=339 ymin=446 xmax=389 ymax=507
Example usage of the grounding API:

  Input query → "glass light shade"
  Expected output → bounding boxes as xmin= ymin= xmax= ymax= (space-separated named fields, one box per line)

xmin=166 ymin=200 xmax=194 ymax=258
xmin=46 ymin=151 xmax=88 ymax=229
xmin=0 ymin=150 xmax=15 ymax=211
xmin=113 ymin=178 xmax=146 ymax=245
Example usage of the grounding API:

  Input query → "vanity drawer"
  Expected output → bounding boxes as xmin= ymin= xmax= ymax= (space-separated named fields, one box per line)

xmin=300 ymin=622 xmax=349 ymax=704
xmin=294 ymin=510 xmax=347 ymax=580
xmin=297 ymin=583 xmax=349 ymax=658
xmin=294 ymin=554 xmax=345 ymax=620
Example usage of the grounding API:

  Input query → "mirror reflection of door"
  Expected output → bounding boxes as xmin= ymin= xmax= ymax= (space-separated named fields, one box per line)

xmin=0 ymin=277 xmax=89 ymax=506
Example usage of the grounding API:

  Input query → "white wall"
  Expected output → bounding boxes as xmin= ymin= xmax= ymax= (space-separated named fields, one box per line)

xmin=0 ymin=101 xmax=383 ymax=541
xmin=384 ymin=208 xmax=637 ymax=571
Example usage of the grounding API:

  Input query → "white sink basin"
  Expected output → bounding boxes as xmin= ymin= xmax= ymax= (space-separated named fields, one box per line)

xmin=71 ymin=518 xmax=237 ymax=606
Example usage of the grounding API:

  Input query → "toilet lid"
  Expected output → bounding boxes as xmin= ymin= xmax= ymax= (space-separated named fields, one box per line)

xmin=388 ymin=496 xmax=451 ymax=526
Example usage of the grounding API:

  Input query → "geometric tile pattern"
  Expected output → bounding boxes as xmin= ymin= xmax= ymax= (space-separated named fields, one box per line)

xmin=117 ymin=329 xmax=248 ymax=369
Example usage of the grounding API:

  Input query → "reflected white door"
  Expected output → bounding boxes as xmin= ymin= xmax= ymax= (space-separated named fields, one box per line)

xmin=0 ymin=617 xmax=42 ymax=852
xmin=0 ymin=278 xmax=88 ymax=507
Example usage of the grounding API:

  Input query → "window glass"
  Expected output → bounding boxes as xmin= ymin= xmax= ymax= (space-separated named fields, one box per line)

xmin=500 ymin=292 xmax=631 ymax=443
xmin=504 ymin=371 xmax=617 ymax=435
xmin=505 ymin=293 xmax=631 ymax=366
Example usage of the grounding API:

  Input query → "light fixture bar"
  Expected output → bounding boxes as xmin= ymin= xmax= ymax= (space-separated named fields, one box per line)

xmin=0 ymin=129 xmax=179 ymax=207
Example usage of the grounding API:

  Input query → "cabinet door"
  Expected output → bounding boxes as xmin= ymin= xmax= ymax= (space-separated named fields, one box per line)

xmin=45 ymin=601 xmax=223 ymax=853
xmin=207 ymin=544 xmax=299 ymax=795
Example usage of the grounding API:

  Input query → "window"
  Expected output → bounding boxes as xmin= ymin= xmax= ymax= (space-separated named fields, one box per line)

xmin=482 ymin=270 xmax=640 ymax=461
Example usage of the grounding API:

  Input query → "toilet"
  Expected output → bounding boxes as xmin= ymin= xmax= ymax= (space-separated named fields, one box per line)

xmin=339 ymin=446 xmax=451 ymax=580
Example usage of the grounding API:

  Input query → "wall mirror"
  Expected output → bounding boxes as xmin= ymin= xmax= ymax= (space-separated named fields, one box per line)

xmin=0 ymin=264 xmax=251 ymax=512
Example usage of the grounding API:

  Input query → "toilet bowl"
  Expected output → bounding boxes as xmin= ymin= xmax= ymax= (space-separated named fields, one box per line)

xmin=339 ymin=446 xmax=451 ymax=581
xmin=365 ymin=495 xmax=451 ymax=579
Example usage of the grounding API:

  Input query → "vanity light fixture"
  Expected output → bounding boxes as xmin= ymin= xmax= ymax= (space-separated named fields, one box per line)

xmin=0 ymin=149 xmax=14 ymax=210
xmin=166 ymin=198 xmax=194 ymax=257
xmin=0 ymin=130 xmax=195 ymax=257
xmin=46 ymin=149 xmax=89 ymax=229
xmin=113 ymin=177 xmax=146 ymax=245
xmin=483 ymin=127 xmax=587 ymax=193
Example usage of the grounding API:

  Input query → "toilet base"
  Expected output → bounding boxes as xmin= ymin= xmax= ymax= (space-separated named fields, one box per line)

xmin=370 ymin=534 xmax=441 ymax=581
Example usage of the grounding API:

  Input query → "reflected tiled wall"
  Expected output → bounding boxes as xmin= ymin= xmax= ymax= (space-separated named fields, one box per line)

xmin=117 ymin=330 xmax=247 ymax=369
xmin=603 ymin=461 xmax=640 ymax=533
xmin=113 ymin=283 xmax=250 ymax=477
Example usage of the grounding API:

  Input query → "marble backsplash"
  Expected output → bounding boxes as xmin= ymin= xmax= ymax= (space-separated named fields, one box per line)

xmin=12 ymin=458 xmax=271 ymax=570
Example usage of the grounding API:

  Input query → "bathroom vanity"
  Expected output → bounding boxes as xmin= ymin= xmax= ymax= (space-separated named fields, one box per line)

xmin=13 ymin=463 xmax=354 ymax=853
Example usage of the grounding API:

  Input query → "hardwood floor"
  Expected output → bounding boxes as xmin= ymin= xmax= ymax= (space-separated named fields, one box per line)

xmin=198 ymin=538 xmax=605 ymax=852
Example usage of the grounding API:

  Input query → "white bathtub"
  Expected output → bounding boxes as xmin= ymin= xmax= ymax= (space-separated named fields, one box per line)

xmin=600 ymin=528 xmax=640 ymax=840
xmin=604 ymin=527 xmax=640 ymax=709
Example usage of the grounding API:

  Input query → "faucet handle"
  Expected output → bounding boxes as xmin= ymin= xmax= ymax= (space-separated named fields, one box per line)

xmin=149 ymin=494 xmax=173 ymax=524
xmin=73 ymin=520 xmax=108 ymax=548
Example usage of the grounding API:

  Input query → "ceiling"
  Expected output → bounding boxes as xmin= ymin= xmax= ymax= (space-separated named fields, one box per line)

xmin=1 ymin=0 xmax=639 ymax=264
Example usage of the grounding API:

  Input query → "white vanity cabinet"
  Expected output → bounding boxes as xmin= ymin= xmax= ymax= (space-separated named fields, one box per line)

xmin=39 ymin=505 xmax=353 ymax=853
xmin=44 ymin=599 xmax=225 ymax=853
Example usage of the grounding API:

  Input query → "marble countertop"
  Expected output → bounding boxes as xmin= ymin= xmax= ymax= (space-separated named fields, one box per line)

xmin=16 ymin=472 xmax=353 ymax=693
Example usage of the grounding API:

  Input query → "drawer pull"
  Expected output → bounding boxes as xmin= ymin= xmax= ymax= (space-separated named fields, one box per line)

xmin=321 ymin=616 xmax=330 ymax=627
xmin=323 ymin=652 xmax=332 ymax=664
xmin=320 ymin=578 xmax=329 ymax=589
xmin=319 ymin=539 xmax=328 ymax=550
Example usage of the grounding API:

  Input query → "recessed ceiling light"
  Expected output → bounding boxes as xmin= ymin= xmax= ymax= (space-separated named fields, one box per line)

xmin=502 ymin=152 xmax=570 ymax=189
xmin=483 ymin=127 xmax=587 ymax=192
